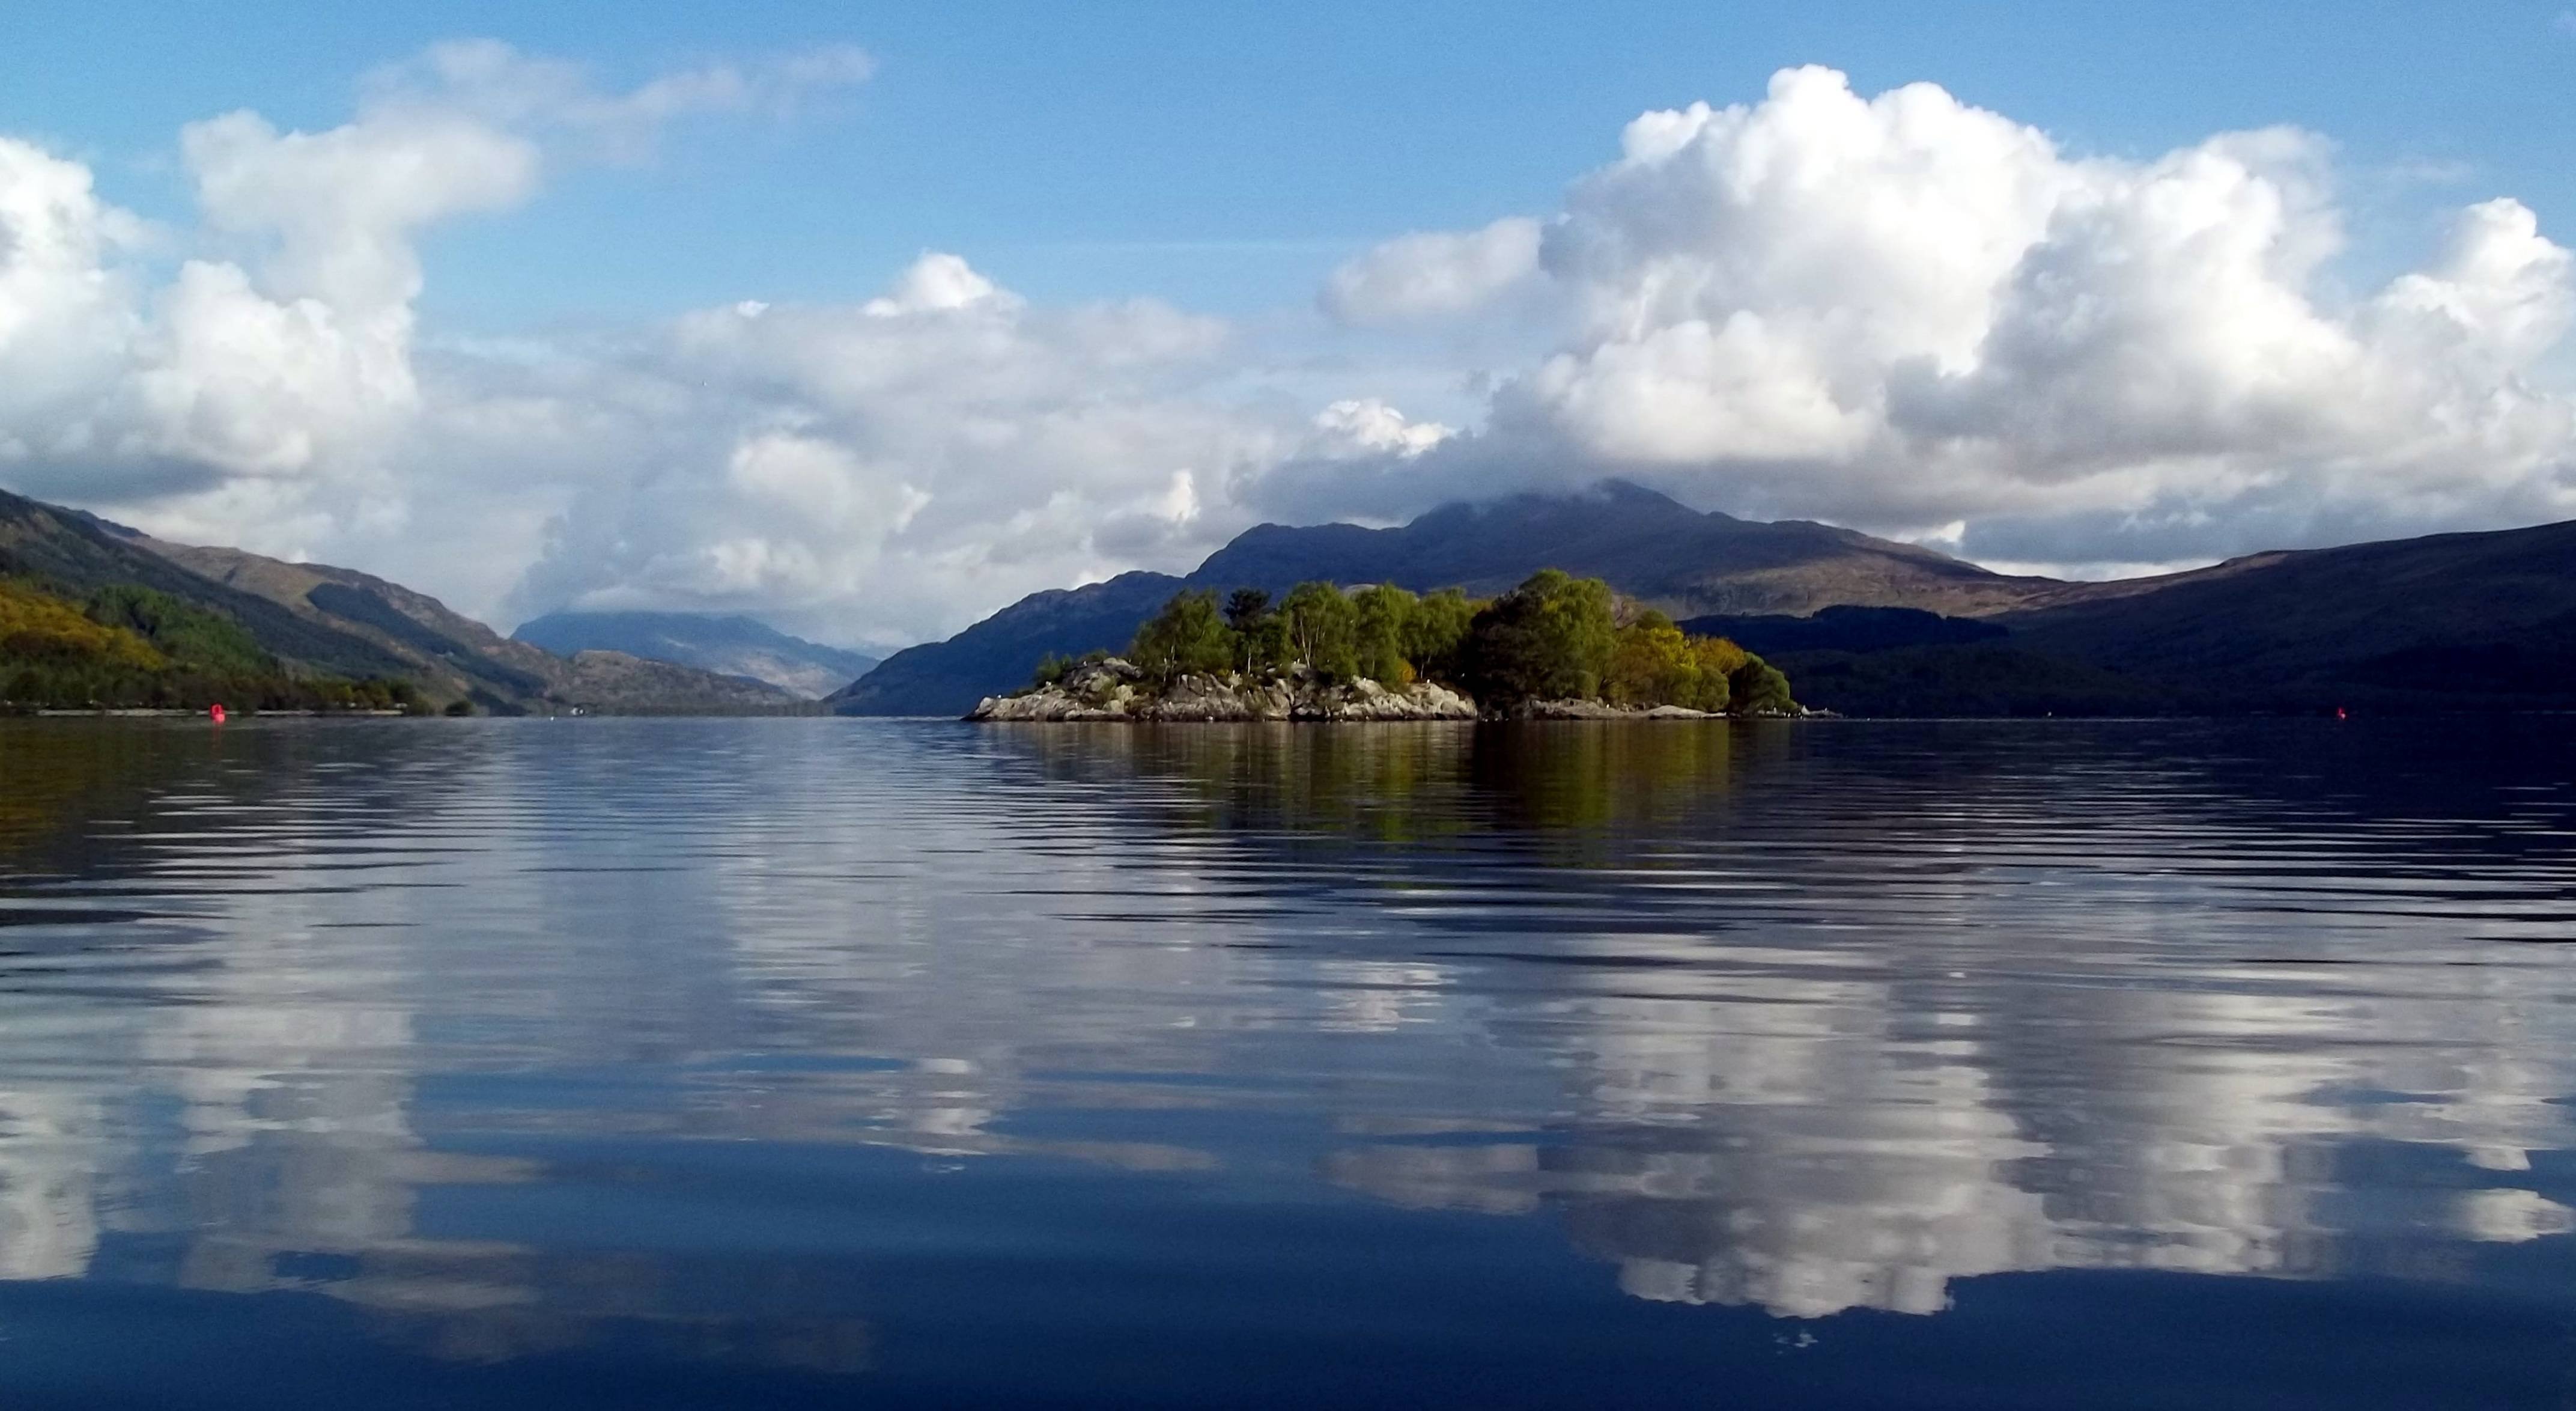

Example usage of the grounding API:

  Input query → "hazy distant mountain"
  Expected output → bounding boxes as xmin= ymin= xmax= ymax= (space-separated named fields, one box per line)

xmin=512 ymin=611 xmax=878 ymax=699
xmin=1 ymin=486 xmax=797 ymax=713
xmin=832 ymin=483 xmax=2052 ymax=716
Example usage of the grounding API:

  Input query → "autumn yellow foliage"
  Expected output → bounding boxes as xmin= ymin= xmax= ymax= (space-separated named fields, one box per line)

xmin=1604 ymin=609 xmax=1749 ymax=712
xmin=0 ymin=578 xmax=165 ymax=671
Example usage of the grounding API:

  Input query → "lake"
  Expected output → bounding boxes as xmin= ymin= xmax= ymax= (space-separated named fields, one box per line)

xmin=0 ymin=716 xmax=2572 ymax=1408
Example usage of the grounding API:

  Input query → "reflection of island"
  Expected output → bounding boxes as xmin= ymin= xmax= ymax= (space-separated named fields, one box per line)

xmin=0 ymin=713 xmax=2569 ymax=1362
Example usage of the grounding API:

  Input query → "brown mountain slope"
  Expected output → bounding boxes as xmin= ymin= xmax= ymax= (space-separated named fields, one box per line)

xmin=132 ymin=536 xmax=798 ymax=714
xmin=2 ymin=488 xmax=418 ymax=682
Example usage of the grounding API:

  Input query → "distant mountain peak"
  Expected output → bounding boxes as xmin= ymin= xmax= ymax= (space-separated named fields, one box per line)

xmin=511 ymin=609 xmax=878 ymax=699
xmin=836 ymin=481 xmax=2043 ymax=716
xmin=1412 ymin=478 xmax=1694 ymax=526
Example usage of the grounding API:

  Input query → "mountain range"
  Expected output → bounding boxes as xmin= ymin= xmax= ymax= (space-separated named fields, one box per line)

xmin=831 ymin=483 xmax=2576 ymax=717
xmin=830 ymin=482 xmax=2047 ymax=715
xmin=17 ymin=472 xmax=2574 ymax=719
xmin=1 ymin=486 xmax=797 ymax=713
xmin=512 ymin=611 xmax=877 ymax=700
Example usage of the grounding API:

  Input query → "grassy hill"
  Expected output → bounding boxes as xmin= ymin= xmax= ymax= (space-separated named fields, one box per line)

xmin=0 ymin=573 xmax=420 ymax=712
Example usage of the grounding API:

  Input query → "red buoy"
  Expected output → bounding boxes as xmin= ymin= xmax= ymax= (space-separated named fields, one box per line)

xmin=209 ymin=703 xmax=226 ymax=724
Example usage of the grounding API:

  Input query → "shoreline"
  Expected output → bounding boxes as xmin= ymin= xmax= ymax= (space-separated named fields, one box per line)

xmin=14 ymin=707 xmax=416 ymax=719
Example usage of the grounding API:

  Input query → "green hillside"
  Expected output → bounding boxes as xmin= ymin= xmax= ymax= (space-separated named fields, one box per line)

xmin=1 ymin=575 xmax=419 ymax=712
xmin=3 ymin=486 xmax=800 ymax=715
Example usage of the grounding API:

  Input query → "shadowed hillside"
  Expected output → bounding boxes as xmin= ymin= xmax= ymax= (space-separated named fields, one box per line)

xmin=1725 ymin=520 xmax=2576 ymax=716
xmin=1996 ymin=519 xmax=2576 ymax=710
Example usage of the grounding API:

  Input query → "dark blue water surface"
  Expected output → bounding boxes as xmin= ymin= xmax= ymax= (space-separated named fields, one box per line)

xmin=2 ymin=716 xmax=2574 ymax=1408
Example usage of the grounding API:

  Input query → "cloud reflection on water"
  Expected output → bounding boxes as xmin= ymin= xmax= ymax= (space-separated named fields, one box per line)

xmin=0 ymin=714 xmax=2568 ymax=1363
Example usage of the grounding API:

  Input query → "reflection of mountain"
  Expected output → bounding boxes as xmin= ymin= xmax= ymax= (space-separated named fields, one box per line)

xmin=0 ymin=713 xmax=2570 ymax=1372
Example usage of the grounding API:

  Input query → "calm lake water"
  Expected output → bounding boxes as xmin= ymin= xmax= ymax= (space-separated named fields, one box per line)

xmin=1 ymin=716 xmax=2573 ymax=1408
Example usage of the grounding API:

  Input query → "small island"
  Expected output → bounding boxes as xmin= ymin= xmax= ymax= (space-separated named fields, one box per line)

xmin=970 ymin=570 xmax=1797 ymax=722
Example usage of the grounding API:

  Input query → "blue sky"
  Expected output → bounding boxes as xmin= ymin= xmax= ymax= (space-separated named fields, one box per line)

xmin=13 ymin=1 xmax=2572 ymax=324
xmin=1 ymin=2 xmax=2573 ymax=646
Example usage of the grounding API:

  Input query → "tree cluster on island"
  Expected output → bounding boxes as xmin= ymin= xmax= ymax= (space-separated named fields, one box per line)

xmin=1023 ymin=569 xmax=1795 ymax=717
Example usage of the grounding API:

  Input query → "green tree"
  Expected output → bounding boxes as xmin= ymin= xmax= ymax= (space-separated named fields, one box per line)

xmin=1603 ymin=611 xmax=1751 ymax=712
xmin=1465 ymin=570 xmax=1617 ymax=708
xmin=1350 ymin=584 xmax=1418 ymax=685
xmin=1130 ymin=589 xmax=1236 ymax=683
xmin=1606 ymin=610 xmax=1692 ymax=706
xmin=1281 ymin=581 xmax=1359 ymax=681
xmin=1684 ymin=635 xmax=1748 ymax=712
xmin=1402 ymin=588 xmax=1478 ymax=685
xmin=1224 ymin=588 xmax=1288 ymax=673
xmin=1729 ymin=657 xmax=1796 ymax=715
xmin=1223 ymin=588 xmax=1271 ymax=632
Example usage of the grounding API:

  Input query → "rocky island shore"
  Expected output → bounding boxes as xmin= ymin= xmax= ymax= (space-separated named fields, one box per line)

xmin=971 ymin=657 xmax=1477 ymax=721
xmin=966 ymin=657 xmax=1781 ymax=721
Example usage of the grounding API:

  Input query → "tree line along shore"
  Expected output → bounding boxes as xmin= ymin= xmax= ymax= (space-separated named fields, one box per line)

xmin=976 ymin=570 xmax=1798 ymax=722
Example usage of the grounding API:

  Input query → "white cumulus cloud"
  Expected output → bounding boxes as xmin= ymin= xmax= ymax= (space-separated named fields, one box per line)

xmin=1280 ymin=66 xmax=2576 ymax=571
xmin=4 ymin=55 xmax=2574 ymax=648
xmin=0 ymin=138 xmax=143 ymax=462
xmin=1320 ymin=217 xmax=1542 ymax=325
xmin=499 ymin=252 xmax=1280 ymax=641
xmin=0 ymin=40 xmax=887 ymax=596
